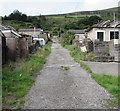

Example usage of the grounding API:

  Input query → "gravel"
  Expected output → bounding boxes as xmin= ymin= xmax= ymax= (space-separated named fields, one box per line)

xmin=24 ymin=37 xmax=113 ymax=109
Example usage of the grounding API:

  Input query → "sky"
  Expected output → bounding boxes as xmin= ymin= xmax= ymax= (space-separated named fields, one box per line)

xmin=0 ymin=0 xmax=119 ymax=16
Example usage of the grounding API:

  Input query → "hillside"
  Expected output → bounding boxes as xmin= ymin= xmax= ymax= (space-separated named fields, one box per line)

xmin=2 ymin=6 xmax=119 ymax=32
xmin=45 ymin=6 xmax=119 ymax=18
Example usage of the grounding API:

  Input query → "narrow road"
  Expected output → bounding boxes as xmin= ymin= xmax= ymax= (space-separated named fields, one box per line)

xmin=24 ymin=36 xmax=111 ymax=109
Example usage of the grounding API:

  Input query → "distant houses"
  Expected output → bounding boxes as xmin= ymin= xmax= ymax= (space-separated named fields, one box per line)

xmin=18 ymin=28 xmax=42 ymax=37
xmin=69 ymin=29 xmax=86 ymax=43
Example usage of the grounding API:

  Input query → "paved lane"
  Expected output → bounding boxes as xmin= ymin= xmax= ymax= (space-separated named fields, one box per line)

xmin=24 ymin=37 xmax=112 ymax=109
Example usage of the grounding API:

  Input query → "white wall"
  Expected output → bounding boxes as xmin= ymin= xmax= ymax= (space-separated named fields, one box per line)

xmin=75 ymin=34 xmax=85 ymax=43
xmin=87 ymin=28 xmax=120 ymax=41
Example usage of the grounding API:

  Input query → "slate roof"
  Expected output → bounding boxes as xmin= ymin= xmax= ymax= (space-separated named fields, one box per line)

xmin=92 ymin=20 xmax=120 ymax=28
xmin=18 ymin=28 xmax=41 ymax=32
xmin=86 ymin=20 xmax=120 ymax=32
xmin=0 ymin=25 xmax=16 ymax=31
xmin=69 ymin=29 xmax=85 ymax=34
xmin=0 ymin=30 xmax=5 ymax=38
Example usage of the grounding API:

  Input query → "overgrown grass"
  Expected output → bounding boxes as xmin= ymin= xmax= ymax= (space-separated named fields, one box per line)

xmin=63 ymin=44 xmax=120 ymax=107
xmin=2 ymin=42 xmax=52 ymax=109
xmin=64 ymin=45 xmax=95 ymax=60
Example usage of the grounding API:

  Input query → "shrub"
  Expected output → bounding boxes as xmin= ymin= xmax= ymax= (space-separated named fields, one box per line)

xmin=61 ymin=31 xmax=75 ymax=46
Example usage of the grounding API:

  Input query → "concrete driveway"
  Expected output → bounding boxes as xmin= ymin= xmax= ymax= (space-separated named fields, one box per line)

xmin=82 ymin=61 xmax=119 ymax=76
xmin=24 ymin=37 xmax=112 ymax=109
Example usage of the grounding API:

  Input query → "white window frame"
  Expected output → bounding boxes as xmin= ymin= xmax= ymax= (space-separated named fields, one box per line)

xmin=109 ymin=30 xmax=120 ymax=40
xmin=96 ymin=30 xmax=105 ymax=41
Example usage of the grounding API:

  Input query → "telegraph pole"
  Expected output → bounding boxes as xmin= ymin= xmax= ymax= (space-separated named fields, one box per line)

xmin=114 ymin=12 xmax=116 ymax=40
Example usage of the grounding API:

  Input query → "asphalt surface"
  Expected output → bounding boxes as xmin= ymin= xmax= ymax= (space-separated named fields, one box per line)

xmin=24 ymin=37 xmax=112 ymax=109
xmin=82 ymin=61 xmax=119 ymax=76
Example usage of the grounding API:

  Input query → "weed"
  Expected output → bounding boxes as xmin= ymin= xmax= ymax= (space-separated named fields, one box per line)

xmin=6 ymin=100 xmax=16 ymax=105
xmin=61 ymin=66 xmax=70 ymax=71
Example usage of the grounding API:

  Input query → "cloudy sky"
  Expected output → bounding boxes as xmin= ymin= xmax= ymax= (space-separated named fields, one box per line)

xmin=0 ymin=0 xmax=119 ymax=16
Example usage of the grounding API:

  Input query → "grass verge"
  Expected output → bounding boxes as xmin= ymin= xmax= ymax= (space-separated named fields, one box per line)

xmin=63 ymin=44 xmax=120 ymax=107
xmin=2 ymin=42 xmax=52 ymax=109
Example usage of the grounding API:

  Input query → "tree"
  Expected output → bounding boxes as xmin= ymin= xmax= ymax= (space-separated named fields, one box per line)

xmin=61 ymin=31 xmax=75 ymax=46
xmin=3 ymin=10 xmax=27 ymax=22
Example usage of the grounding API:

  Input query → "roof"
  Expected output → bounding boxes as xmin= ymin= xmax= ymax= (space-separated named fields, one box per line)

xmin=0 ymin=25 xmax=16 ymax=31
xmin=0 ymin=30 xmax=6 ymax=38
xmin=86 ymin=20 xmax=120 ymax=32
xmin=69 ymin=30 xmax=85 ymax=34
xmin=18 ymin=28 xmax=41 ymax=32
xmin=20 ymin=33 xmax=32 ymax=37
xmin=2 ymin=30 xmax=21 ymax=38
xmin=92 ymin=20 xmax=120 ymax=28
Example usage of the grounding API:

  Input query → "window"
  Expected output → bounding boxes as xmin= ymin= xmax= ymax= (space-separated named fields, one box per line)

xmin=110 ymin=31 xmax=119 ymax=40
xmin=97 ymin=32 xmax=104 ymax=41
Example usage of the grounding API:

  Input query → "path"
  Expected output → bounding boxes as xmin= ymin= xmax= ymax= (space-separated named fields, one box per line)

xmin=24 ymin=36 xmax=112 ymax=109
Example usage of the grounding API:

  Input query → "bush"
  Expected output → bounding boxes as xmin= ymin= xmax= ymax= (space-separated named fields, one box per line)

xmin=61 ymin=31 xmax=75 ymax=46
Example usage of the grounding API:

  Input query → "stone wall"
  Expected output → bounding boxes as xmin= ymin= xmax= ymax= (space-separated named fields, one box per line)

xmin=83 ymin=38 xmax=93 ymax=52
xmin=93 ymin=41 xmax=109 ymax=56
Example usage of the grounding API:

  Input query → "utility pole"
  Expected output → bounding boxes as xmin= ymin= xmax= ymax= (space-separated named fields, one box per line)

xmin=114 ymin=12 xmax=116 ymax=40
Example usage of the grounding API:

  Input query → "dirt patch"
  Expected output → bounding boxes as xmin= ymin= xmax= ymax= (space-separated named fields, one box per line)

xmin=3 ymin=95 xmax=17 ymax=109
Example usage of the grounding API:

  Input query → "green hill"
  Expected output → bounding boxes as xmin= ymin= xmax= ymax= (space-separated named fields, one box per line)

xmin=45 ymin=6 xmax=119 ymax=19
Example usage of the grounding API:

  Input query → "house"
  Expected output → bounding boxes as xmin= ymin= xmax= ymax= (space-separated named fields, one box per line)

xmin=0 ymin=30 xmax=7 ymax=64
xmin=18 ymin=28 xmax=42 ymax=38
xmin=86 ymin=20 xmax=120 ymax=42
xmin=85 ymin=20 xmax=120 ymax=61
xmin=69 ymin=29 xmax=86 ymax=43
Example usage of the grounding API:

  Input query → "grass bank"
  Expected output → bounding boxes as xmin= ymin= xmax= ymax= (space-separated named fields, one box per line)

xmin=2 ymin=42 xmax=52 ymax=109
xmin=64 ymin=44 xmax=120 ymax=107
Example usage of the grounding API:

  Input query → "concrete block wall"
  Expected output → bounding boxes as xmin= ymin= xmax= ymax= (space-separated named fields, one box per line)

xmin=114 ymin=44 xmax=120 ymax=62
xmin=109 ymin=40 xmax=120 ymax=62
